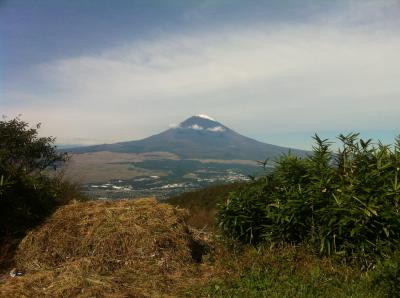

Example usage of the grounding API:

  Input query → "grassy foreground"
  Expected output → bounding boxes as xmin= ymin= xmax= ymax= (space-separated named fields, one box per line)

xmin=194 ymin=244 xmax=383 ymax=298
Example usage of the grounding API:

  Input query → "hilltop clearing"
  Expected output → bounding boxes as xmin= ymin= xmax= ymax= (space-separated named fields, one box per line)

xmin=0 ymin=195 xmax=393 ymax=297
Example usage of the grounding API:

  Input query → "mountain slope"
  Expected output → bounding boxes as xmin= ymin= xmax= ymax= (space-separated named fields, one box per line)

xmin=69 ymin=115 xmax=307 ymax=160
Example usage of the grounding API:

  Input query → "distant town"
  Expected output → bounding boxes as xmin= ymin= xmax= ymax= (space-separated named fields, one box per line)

xmin=82 ymin=167 xmax=254 ymax=200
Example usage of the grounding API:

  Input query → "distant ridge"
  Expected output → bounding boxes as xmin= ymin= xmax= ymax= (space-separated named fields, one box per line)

xmin=69 ymin=115 xmax=308 ymax=160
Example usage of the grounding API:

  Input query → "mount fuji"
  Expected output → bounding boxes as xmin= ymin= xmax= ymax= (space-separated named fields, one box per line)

xmin=69 ymin=115 xmax=307 ymax=160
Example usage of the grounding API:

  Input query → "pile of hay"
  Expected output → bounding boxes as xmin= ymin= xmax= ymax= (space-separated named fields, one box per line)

xmin=0 ymin=198 xmax=209 ymax=297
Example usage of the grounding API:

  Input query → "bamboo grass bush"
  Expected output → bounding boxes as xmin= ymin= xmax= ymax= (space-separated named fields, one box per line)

xmin=218 ymin=133 xmax=400 ymax=266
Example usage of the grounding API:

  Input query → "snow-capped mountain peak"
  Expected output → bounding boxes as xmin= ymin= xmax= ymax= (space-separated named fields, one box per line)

xmin=177 ymin=115 xmax=226 ymax=132
xmin=196 ymin=114 xmax=215 ymax=121
xmin=69 ymin=115 xmax=308 ymax=160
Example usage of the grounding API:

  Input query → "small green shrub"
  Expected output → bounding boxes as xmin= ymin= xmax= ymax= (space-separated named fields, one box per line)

xmin=218 ymin=133 xmax=400 ymax=266
xmin=167 ymin=183 xmax=247 ymax=229
xmin=217 ymin=180 xmax=270 ymax=244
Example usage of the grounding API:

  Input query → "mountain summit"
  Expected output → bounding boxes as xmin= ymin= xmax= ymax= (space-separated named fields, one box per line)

xmin=69 ymin=116 xmax=307 ymax=160
xmin=176 ymin=115 xmax=227 ymax=132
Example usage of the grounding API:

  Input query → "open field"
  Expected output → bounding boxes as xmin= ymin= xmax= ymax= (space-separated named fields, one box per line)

xmin=63 ymin=151 xmax=262 ymax=184
xmin=62 ymin=151 xmax=177 ymax=183
xmin=61 ymin=151 xmax=263 ymax=199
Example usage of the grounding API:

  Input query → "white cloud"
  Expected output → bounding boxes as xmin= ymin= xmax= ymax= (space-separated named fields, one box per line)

xmin=189 ymin=124 xmax=204 ymax=130
xmin=3 ymin=1 xmax=400 ymax=145
xmin=207 ymin=126 xmax=226 ymax=132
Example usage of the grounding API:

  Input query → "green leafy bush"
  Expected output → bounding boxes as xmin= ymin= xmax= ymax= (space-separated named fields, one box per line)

xmin=0 ymin=117 xmax=84 ymax=239
xmin=218 ymin=133 xmax=400 ymax=265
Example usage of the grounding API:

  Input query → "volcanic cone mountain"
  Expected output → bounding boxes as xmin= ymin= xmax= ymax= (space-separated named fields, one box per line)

xmin=69 ymin=115 xmax=307 ymax=160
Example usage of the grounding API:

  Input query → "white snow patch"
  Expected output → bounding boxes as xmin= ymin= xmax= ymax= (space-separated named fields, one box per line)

xmin=207 ymin=126 xmax=226 ymax=132
xmin=189 ymin=124 xmax=204 ymax=130
xmin=196 ymin=114 xmax=215 ymax=121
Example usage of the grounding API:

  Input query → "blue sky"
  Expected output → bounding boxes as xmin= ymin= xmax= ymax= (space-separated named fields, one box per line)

xmin=1 ymin=0 xmax=399 ymax=149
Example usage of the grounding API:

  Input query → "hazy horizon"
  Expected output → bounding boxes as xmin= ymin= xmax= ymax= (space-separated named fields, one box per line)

xmin=1 ymin=0 xmax=399 ymax=150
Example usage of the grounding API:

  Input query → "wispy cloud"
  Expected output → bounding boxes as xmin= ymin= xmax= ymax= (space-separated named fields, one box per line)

xmin=207 ymin=126 xmax=226 ymax=132
xmin=3 ymin=1 xmax=400 ymax=146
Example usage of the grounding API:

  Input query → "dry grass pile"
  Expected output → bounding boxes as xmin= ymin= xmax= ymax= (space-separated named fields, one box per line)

xmin=0 ymin=198 xmax=209 ymax=297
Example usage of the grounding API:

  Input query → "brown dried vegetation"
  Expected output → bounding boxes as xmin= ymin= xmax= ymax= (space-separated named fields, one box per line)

xmin=0 ymin=198 xmax=211 ymax=297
